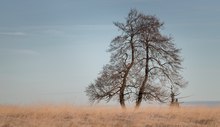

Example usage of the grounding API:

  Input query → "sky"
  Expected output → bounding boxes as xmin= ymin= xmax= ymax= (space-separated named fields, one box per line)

xmin=0 ymin=0 xmax=220 ymax=105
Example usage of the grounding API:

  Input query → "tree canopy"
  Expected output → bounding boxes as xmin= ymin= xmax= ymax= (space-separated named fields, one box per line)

xmin=85 ymin=9 xmax=187 ymax=108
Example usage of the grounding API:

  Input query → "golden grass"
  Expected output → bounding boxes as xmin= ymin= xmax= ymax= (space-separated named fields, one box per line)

xmin=0 ymin=104 xmax=220 ymax=127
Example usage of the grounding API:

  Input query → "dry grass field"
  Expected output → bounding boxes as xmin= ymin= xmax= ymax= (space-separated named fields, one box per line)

xmin=0 ymin=104 xmax=220 ymax=127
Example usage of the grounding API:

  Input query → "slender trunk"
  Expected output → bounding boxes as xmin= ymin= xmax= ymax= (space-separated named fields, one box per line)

xmin=119 ymin=74 xmax=127 ymax=109
xmin=136 ymin=76 xmax=148 ymax=108
xmin=136 ymin=45 xmax=149 ymax=108
xmin=119 ymin=36 xmax=135 ymax=109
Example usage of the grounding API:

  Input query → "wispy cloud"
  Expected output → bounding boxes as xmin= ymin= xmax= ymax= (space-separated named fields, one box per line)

xmin=0 ymin=24 xmax=114 ymax=34
xmin=72 ymin=24 xmax=114 ymax=30
xmin=194 ymin=5 xmax=220 ymax=12
xmin=0 ymin=49 xmax=40 ymax=56
xmin=0 ymin=32 xmax=27 ymax=36
xmin=168 ymin=22 xmax=220 ymax=27
xmin=14 ymin=49 xmax=40 ymax=56
xmin=43 ymin=29 xmax=64 ymax=35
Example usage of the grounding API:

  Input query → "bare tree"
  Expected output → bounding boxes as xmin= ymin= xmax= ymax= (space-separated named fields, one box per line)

xmin=85 ymin=9 xmax=187 ymax=109
xmin=134 ymin=13 xmax=187 ymax=108
xmin=86 ymin=10 xmax=140 ymax=108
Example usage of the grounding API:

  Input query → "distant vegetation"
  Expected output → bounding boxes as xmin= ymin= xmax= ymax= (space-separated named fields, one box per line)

xmin=0 ymin=105 xmax=219 ymax=127
xmin=86 ymin=9 xmax=187 ymax=108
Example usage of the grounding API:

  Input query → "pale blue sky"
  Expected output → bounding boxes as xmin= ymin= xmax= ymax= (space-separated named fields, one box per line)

xmin=0 ymin=0 xmax=220 ymax=105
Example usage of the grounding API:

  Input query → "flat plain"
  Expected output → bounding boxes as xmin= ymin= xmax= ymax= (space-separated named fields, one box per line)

xmin=0 ymin=104 xmax=220 ymax=127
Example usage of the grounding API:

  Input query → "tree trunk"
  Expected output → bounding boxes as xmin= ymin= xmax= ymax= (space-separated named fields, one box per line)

xmin=136 ymin=45 xmax=149 ymax=108
xmin=119 ymin=37 xmax=135 ymax=109
xmin=119 ymin=81 xmax=126 ymax=108
xmin=136 ymin=77 xmax=148 ymax=108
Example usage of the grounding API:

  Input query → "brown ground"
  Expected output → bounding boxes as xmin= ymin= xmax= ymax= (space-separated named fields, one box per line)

xmin=0 ymin=104 xmax=219 ymax=127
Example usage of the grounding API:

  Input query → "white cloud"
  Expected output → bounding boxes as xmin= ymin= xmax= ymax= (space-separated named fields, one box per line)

xmin=43 ymin=29 xmax=64 ymax=35
xmin=15 ymin=49 xmax=40 ymax=56
xmin=0 ymin=32 xmax=27 ymax=36
xmin=0 ymin=49 xmax=40 ymax=56
xmin=73 ymin=24 xmax=114 ymax=30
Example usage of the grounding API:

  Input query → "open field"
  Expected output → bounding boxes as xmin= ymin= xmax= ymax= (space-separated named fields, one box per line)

xmin=0 ymin=105 xmax=220 ymax=127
